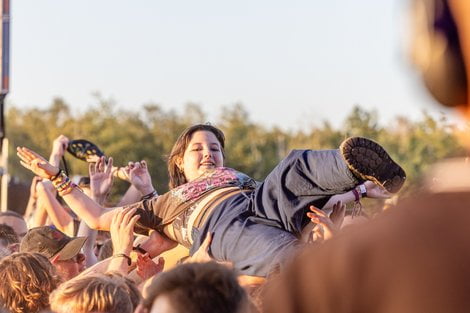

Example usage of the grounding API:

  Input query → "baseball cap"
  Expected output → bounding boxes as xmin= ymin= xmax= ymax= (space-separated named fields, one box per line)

xmin=20 ymin=226 xmax=87 ymax=261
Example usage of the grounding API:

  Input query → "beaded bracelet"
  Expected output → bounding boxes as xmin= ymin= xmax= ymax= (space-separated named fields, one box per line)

xmin=141 ymin=190 xmax=158 ymax=201
xmin=50 ymin=170 xmax=79 ymax=196
xmin=51 ymin=170 xmax=68 ymax=187
xmin=58 ymin=181 xmax=77 ymax=197
xmin=49 ymin=169 xmax=62 ymax=181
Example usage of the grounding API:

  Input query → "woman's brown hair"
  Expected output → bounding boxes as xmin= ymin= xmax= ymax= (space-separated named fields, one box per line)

xmin=167 ymin=124 xmax=225 ymax=189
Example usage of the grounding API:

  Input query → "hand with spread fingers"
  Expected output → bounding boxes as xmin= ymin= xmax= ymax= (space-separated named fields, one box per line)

xmin=17 ymin=147 xmax=60 ymax=179
xmin=89 ymin=156 xmax=114 ymax=204
xmin=329 ymin=201 xmax=346 ymax=228
xmin=306 ymin=201 xmax=346 ymax=241
xmin=136 ymin=253 xmax=165 ymax=280
xmin=124 ymin=160 xmax=155 ymax=196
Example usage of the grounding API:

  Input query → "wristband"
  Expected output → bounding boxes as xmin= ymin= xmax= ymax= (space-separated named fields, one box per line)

xmin=112 ymin=253 xmax=132 ymax=266
xmin=359 ymin=184 xmax=367 ymax=198
xmin=132 ymin=244 xmax=148 ymax=255
xmin=49 ymin=169 xmax=62 ymax=181
xmin=141 ymin=190 xmax=158 ymax=201
xmin=352 ymin=188 xmax=360 ymax=202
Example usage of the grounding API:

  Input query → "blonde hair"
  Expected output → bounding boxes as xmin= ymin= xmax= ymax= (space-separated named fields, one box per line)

xmin=103 ymin=271 xmax=142 ymax=311
xmin=0 ymin=252 xmax=60 ymax=313
xmin=49 ymin=273 xmax=133 ymax=313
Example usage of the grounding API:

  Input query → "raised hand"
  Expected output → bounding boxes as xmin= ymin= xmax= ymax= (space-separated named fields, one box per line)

xmin=89 ymin=156 xmax=114 ymax=204
xmin=110 ymin=207 xmax=140 ymax=257
xmin=122 ymin=160 xmax=155 ymax=196
xmin=364 ymin=180 xmax=392 ymax=199
xmin=329 ymin=201 xmax=346 ymax=229
xmin=17 ymin=147 xmax=60 ymax=179
xmin=306 ymin=202 xmax=345 ymax=241
xmin=29 ymin=176 xmax=42 ymax=199
xmin=136 ymin=253 xmax=165 ymax=280
xmin=49 ymin=135 xmax=70 ymax=166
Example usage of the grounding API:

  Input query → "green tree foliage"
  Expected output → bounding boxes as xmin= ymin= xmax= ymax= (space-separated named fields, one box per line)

xmin=7 ymin=99 xmax=468 ymax=207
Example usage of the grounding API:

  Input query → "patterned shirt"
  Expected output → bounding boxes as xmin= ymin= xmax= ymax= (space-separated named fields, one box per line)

xmin=129 ymin=167 xmax=256 ymax=238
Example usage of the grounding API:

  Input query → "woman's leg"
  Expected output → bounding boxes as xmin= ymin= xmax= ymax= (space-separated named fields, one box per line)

xmin=252 ymin=137 xmax=406 ymax=235
xmin=253 ymin=149 xmax=358 ymax=235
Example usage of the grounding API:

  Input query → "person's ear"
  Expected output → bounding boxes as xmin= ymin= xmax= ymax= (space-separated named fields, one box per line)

xmin=7 ymin=243 xmax=19 ymax=253
xmin=175 ymin=157 xmax=184 ymax=173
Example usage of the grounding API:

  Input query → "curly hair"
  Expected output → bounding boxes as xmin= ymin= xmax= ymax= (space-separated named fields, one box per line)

xmin=167 ymin=124 xmax=226 ymax=189
xmin=49 ymin=273 xmax=133 ymax=313
xmin=0 ymin=252 xmax=60 ymax=313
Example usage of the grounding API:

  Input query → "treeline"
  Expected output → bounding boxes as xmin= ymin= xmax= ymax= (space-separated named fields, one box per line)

xmin=7 ymin=97 xmax=468 ymax=201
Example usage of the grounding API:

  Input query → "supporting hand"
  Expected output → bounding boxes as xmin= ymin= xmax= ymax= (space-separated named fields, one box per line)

xmin=136 ymin=254 xmax=164 ymax=280
xmin=364 ymin=181 xmax=392 ymax=199
xmin=306 ymin=202 xmax=345 ymax=241
xmin=186 ymin=232 xmax=214 ymax=263
xmin=110 ymin=207 xmax=140 ymax=256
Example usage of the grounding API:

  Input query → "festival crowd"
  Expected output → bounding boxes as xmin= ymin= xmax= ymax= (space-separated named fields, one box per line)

xmin=1 ymin=0 xmax=470 ymax=312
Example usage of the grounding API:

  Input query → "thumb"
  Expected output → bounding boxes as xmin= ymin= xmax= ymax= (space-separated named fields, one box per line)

xmin=36 ymin=162 xmax=53 ymax=174
xmin=201 ymin=232 xmax=213 ymax=251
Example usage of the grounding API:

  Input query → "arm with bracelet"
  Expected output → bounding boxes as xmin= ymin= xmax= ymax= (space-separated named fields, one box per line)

xmin=17 ymin=147 xmax=119 ymax=231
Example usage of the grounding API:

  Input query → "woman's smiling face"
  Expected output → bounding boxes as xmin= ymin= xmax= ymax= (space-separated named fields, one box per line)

xmin=178 ymin=130 xmax=224 ymax=182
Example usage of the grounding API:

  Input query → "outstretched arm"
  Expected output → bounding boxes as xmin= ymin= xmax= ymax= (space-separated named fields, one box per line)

xmin=322 ymin=181 xmax=391 ymax=210
xmin=79 ymin=155 xmax=116 ymax=267
xmin=23 ymin=176 xmax=41 ymax=223
xmin=17 ymin=146 xmax=118 ymax=230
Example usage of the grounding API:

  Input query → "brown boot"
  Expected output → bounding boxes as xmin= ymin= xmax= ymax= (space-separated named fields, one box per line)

xmin=340 ymin=137 xmax=406 ymax=193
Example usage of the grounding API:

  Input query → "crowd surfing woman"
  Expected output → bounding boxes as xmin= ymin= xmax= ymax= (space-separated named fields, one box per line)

xmin=17 ymin=124 xmax=406 ymax=277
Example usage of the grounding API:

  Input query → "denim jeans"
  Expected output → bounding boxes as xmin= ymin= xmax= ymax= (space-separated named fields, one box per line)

xmin=192 ymin=149 xmax=358 ymax=276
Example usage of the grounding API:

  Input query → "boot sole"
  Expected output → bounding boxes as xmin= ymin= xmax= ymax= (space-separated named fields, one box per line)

xmin=340 ymin=137 xmax=406 ymax=193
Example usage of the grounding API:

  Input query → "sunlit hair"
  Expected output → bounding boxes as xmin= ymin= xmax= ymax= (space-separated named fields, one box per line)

xmin=49 ymin=273 xmax=133 ymax=313
xmin=103 ymin=271 xmax=142 ymax=311
xmin=143 ymin=262 xmax=247 ymax=313
xmin=167 ymin=124 xmax=226 ymax=189
xmin=0 ymin=252 xmax=60 ymax=313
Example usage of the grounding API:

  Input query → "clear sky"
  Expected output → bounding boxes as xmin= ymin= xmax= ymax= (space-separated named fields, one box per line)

xmin=7 ymin=0 xmax=464 ymax=130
